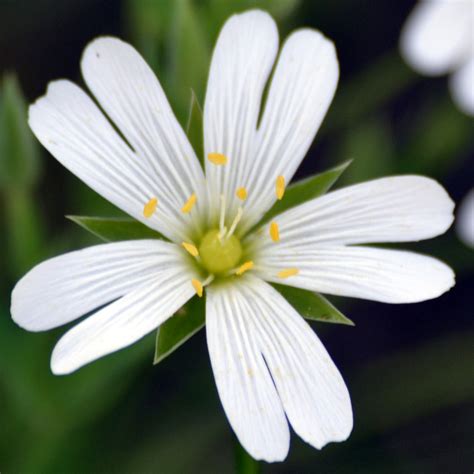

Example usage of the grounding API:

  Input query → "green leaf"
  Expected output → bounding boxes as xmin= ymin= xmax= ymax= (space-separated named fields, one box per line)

xmin=186 ymin=89 xmax=204 ymax=167
xmin=272 ymin=283 xmax=354 ymax=326
xmin=0 ymin=74 xmax=40 ymax=188
xmin=154 ymin=295 xmax=205 ymax=364
xmin=261 ymin=160 xmax=352 ymax=223
xmin=67 ymin=216 xmax=166 ymax=242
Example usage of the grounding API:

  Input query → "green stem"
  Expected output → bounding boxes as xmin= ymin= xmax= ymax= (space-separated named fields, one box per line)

xmin=235 ymin=440 xmax=260 ymax=474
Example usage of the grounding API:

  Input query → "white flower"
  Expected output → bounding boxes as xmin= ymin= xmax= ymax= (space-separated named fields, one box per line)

xmin=456 ymin=189 xmax=474 ymax=247
xmin=400 ymin=0 xmax=474 ymax=116
xmin=11 ymin=10 xmax=455 ymax=462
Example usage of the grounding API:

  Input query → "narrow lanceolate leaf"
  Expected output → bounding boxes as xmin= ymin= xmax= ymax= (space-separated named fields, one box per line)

xmin=67 ymin=216 xmax=166 ymax=242
xmin=272 ymin=283 xmax=354 ymax=326
xmin=154 ymin=295 xmax=206 ymax=364
xmin=261 ymin=160 xmax=352 ymax=223
xmin=186 ymin=89 xmax=204 ymax=167
xmin=0 ymin=74 xmax=40 ymax=188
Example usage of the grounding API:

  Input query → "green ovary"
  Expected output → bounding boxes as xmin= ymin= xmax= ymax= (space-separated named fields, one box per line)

xmin=199 ymin=229 xmax=242 ymax=275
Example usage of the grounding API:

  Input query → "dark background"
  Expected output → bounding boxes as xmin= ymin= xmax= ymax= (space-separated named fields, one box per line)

xmin=0 ymin=0 xmax=473 ymax=472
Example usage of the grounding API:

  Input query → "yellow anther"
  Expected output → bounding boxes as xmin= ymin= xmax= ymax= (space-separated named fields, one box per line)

xmin=181 ymin=193 xmax=197 ymax=213
xmin=182 ymin=242 xmax=199 ymax=257
xmin=277 ymin=268 xmax=299 ymax=279
xmin=191 ymin=279 xmax=203 ymax=297
xmin=143 ymin=197 xmax=158 ymax=218
xmin=236 ymin=187 xmax=248 ymax=201
xmin=276 ymin=175 xmax=285 ymax=200
xmin=235 ymin=261 xmax=254 ymax=276
xmin=269 ymin=221 xmax=280 ymax=242
xmin=208 ymin=152 xmax=228 ymax=165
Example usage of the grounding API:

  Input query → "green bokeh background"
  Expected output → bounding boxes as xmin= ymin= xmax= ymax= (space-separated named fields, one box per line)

xmin=0 ymin=0 xmax=473 ymax=472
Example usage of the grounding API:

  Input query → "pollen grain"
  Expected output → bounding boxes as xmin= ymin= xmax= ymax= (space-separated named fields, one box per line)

xmin=277 ymin=268 xmax=299 ymax=279
xmin=236 ymin=187 xmax=248 ymax=201
xmin=235 ymin=261 xmax=254 ymax=276
xmin=181 ymin=193 xmax=197 ymax=213
xmin=143 ymin=197 xmax=158 ymax=218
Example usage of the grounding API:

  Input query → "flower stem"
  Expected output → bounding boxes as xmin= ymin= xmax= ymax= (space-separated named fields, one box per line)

xmin=235 ymin=440 xmax=260 ymax=474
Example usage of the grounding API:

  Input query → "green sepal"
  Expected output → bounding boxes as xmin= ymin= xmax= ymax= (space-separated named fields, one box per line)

xmin=261 ymin=160 xmax=352 ymax=223
xmin=272 ymin=283 xmax=354 ymax=326
xmin=185 ymin=89 xmax=204 ymax=167
xmin=67 ymin=215 xmax=166 ymax=242
xmin=154 ymin=295 xmax=205 ymax=365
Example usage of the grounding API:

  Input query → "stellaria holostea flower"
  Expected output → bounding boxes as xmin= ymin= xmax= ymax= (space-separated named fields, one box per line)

xmin=456 ymin=189 xmax=474 ymax=247
xmin=400 ymin=0 xmax=474 ymax=116
xmin=11 ymin=10 xmax=455 ymax=462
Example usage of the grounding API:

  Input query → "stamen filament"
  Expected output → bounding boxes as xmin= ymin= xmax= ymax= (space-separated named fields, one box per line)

xmin=219 ymin=193 xmax=226 ymax=234
xmin=143 ymin=197 xmax=158 ymax=218
xmin=181 ymin=193 xmax=197 ymax=214
xmin=269 ymin=221 xmax=280 ymax=242
xmin=182 ymin=242 xmax=199 ymax=257
xmin=277 ymin=268 xmax=299 ymax=279
xmin=235 ymin=261 xmax=254 ymax=276
xmin=226 ymin=207 xmax=243 ymax=238
xmin=276 ymin=175 xmax=286 ymax=200
xmin=208 ymin=152 xmax=228 ymax=165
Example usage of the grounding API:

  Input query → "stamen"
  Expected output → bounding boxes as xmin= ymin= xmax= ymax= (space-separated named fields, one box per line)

xmin=182 ymin=242 xmax=199 ymax=257
xmin=208 ymin=152 xmax=228 ymax=165
xmin=143 ymin=197 xmax=158 ymax=218
xmin=226 ymin=207 xmax=243 ymax=238
xmin=219 ymin=193 xmax=226 ymax=234
xmin=235 ymin=261 xmax=254 ymax=276
xmin=181 ymin=193 xmax=197 ymax=214
xmin=191 ymin=279 xmax=203 ymax=297
xmin=277 ymin=268 xmax=299 ymax=279
xmin=269 ymin=221 xmax=280 ymax=242
xmin=236 ymin=187 xmax=247 ymax=201
xmin=218 ymin=226 xmax=227 ymax=242
xmin=276 ymin=175 xmax=285 ymax=200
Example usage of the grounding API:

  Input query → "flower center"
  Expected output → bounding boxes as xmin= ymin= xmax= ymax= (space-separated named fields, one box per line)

xmin=199 ymin=229 xmax=242 ymax=275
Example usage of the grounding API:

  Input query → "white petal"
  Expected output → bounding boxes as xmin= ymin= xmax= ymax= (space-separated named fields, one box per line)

xmin=81 ymin=37 xmax=208 ymax=234
xmin=203 ymin=10 xmax=279 ymax=225
xmin=456 ymin=188 xmax=474 ymax=247
xmin=11 ymin=240 xmax=186 ymax=331
xmin=253 ymin=176 xmax=454 ymax=252
xmin=450 ymin=56 xmax=474 ymax=116
xmin=240 ymin=277 xmax=352 ymax=450
xmin=51 ymin=262 xmax=195 ymax=374
xmin=256 ymin=246 xmax=455 ymax=303
xmin=206 ymin=281 xmax=289 ymax=462
xmin=400 ymin=0 xmax=473 ymax=75
xmin=241 ymin=29 xmax=338 ymax=233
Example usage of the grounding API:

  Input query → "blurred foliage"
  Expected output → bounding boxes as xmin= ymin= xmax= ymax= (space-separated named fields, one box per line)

xmin=0 ymin=0 xmax=473 ymax=473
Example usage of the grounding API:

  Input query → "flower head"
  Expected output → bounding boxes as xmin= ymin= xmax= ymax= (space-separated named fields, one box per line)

xmin=11 ymin=10 xmax=455 ymax=462
xmin=400 ymin=0 xmax=474 ymax=115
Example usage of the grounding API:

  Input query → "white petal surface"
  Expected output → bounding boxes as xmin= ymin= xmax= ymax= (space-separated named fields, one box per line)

xmin=81 ymin=37 xmax=208 ymax=235
xmin=51 ymin=259 xmax=196 ymax=374
xmin=241 ymin=276 xmax=352 ymax=449
xmin=204 ymin=10 xmax=279 ymax=225
xmin=256 ymin=246 xmax=455 ymax=303
xmin=206 ymin=281 xmax=289 ymax=462
xmin=11 ymin=240 xmax=186 ymax=331
xmin=456 ymin=188 xmax=474 ymax=247
xmin=252 ymin=176 xmax=454 ymax=251
xmin=400 ymin=0 xmax=473 ymax=75
xmin=241 ymin=29 xmax=339 ymax=233
xmin=450 ymin=55 xmax=474 ymax=116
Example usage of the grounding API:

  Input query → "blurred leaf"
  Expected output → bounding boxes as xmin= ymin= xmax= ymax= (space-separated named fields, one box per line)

xmin=337 ymin=118 xmax=395 ymax=185
xmin=186 ymin=89 xmax=204 ymax=166
xmin=235 ymin=441 xmax=260 ymax=474
xmin=0 ymin=74 xmax=40 ymax=188
xmin=154 ymin=295 xmax=205 ymax=365
xmin=272 ymin=283 xmax=354 ymax=325
xmin=67 ymin=216 xmax=165 ymax=242
xmin=260 ymin=160 xmax=351 ymax=223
